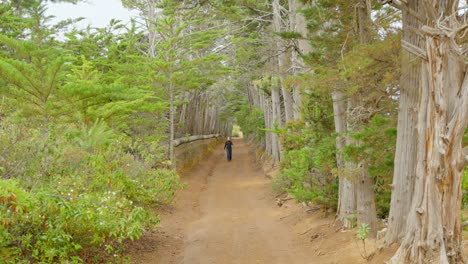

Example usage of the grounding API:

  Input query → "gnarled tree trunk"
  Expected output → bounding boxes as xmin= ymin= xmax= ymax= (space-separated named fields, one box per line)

xmin=390 ymin=1 xmax=468 ymax=262
xmin=385 ymin=0 xmax=423 ymax=245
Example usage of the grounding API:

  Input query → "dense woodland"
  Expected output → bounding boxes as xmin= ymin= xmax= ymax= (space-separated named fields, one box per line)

xmin=0 ymin=0 xmax=467 ymax=263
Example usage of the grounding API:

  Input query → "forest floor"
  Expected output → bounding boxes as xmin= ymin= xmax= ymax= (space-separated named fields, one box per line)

xmin=127 ymin=139 xmax=468 ymax=264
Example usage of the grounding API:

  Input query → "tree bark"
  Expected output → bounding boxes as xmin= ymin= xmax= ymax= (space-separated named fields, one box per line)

xmin=349 ymin=0 xmax=378 ymax=236
xmin=346 ymin=96 xmax=377 ymax=235
xmin=173 ymin=134 xmax=220 ymax=147
xmin=272 ymin=0 xmax=294 ymax=124
xmin=333 ymin=90 xmax=357 ymax=228
xmin=385 ymin=1 xmax=423 ymax=245
xmin=169 ymin=79 xmax=175 ymax=167
xmin=356 ymin=163 xmax=378 ymax=237
xmin=290 ymin=0 xmax=310 ymax=119
xmin=271 ymin=85 xmax=282 ymax=162
xmin=390 ymin=1 xmax=468 ymax=261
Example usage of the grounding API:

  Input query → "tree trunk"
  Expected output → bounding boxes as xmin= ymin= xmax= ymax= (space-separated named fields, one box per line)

xmin=271 ymin=85 xmax=282 ymax=162
xmin=173 ymin=134 xmax=220 ymax=147
xmin=347 ymin=0 xmax=378 ymax=236
xmin=271 ymin=0 xmax=288 ymax=163
xmin=333 ymin=90 xmax=357 ymax=228
xmin=169 ymin=79 xmax=175 ymax=168
xmin=289 ymin=0 xmax=311 ymax=119
xmin=356 ymin=163 xmax=378 ymax=237
xmin=281 ymin=85 xmax=294 ymax=123
xmin=390 ymin=2 xmax=468 ymax=261
xmin=262 ymin=94 xmax=273 ymax=156
xmin=385 ymin=0 xmax=423 ymax=245
xmin=339 ymin=97 xmax=362 ymax=229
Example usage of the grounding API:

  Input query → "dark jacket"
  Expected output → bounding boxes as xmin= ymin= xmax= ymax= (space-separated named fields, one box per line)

xmin=224 ymin=140 xmax=233 ymax=150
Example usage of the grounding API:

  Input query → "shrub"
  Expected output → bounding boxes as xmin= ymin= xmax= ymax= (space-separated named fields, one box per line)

xmin=275 ymin=122 xmax=338 ymax=209
xmin=0 ymin=122 xmax=181 ymax=263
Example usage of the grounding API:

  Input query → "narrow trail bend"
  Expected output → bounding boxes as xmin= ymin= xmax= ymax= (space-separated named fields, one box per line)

xmin=129 ymin=139 xmax=319 ymax=264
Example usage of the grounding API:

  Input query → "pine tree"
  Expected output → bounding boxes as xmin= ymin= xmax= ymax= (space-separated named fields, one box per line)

xmin=0 ymin=2 xmax=65 ymax=120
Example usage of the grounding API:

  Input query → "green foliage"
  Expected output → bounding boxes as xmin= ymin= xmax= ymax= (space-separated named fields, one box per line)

xmin=272 ymin=89 xmax=338 ymax=209
xmin=0 ymin=11 xmax=183 ymax=258
xmin=0 ymin=34 xmax=65 ymax=119
xmin=275 ymin=31 xmax=303 ymax=39
xmin=0 ymin=121 xmax=182 ymax=263
xmin=0 ymin=178 xmax=153 ymax=263
xmin=356 ymin=222 xmax=371 ymax=260
xmin=275 ymin=129 xmax=338 ymax=209
xmin=343 ymin=114 xmax=396 ymax=218
xmin=356 ymin=223 xmax=370 ymax=240
xmin=231 ymin=124 xmax=242 ymax=137
xmin=235 ymin=105 xmax=265 ymax=142
xmin=340 ymin=33 xmax=401 ymax=99
xmin=61 ymin=22 xmax=169 ymax=143
xmin=0 ymin=1 xmax=232 ymax=262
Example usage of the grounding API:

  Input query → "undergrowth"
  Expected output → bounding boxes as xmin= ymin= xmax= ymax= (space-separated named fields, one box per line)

xmin=0 ymin=121 xmax=182 ymax=263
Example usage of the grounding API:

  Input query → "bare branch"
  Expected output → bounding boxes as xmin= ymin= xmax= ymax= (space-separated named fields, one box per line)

xmin=402 ymin=39 xmax=428 ymax=60
xmin=448 ymin=23 xmax=468 ymax=37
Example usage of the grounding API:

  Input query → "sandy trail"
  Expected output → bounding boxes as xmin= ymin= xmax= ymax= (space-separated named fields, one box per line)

xmin=182 ymin=139 xmax=311 ymax=264
xmin=128 ymin=139 xmax=467 ymax=264
xmin=130 ymin=139 xmax=317 ymax=264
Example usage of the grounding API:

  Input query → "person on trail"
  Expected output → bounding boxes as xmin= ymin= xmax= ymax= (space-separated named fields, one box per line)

xmin=224 ymin=137 xmax=233 ymax=161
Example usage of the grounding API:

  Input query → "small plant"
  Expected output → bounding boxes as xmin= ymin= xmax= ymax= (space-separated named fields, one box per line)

xmin=356 ymin=223 xmax=370 ymax=260
xmin=347 ymin=211 xmax=358 ymax=228
xmin=462 ymin=169 xmax=468 ymax=209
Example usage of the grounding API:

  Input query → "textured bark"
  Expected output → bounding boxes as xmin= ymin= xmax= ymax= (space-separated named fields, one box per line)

xmin=174 ymin=88 xmax=228 ymax=138
xmin=385 ymin=1 xmax=423 ymax=245
xmin=289 ymin=0 xmax=310 ymax=119
xmin=271 ymin=0 xmax=285 ymax=107
xmin=332 ymin=91 xmax=347 ymax=169
xmin=262 ymin=95 xmax=273 ymax=156
xmin=169 ymin=80 xmax=175 ymax=167
xmin=356 ymin=164 xmax=378 ymax=237
xmin=390 ymin=1 xmax=468 ymax=262
xmin=281 ymin=85 xmax=294 ymax=123
xmin=351 ymin=0 xmax=378 ymax=236
xmin=271 ymin=86 xmax=282 ymax=162
xmin=173 ymin=134 xmax=220 ymax=147
xmin=333 ymin=90 xmax=356 ymax=228
xmin=270 ymin=0 xmax=287 ymax=163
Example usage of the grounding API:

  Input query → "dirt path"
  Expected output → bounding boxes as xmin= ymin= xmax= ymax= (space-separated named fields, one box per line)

xmin=182 ymin=140 xmax=315 ymax=264
xmin=129 ymin=139 xmax=468 ymax=263
xmin=129 ymin=139 xmax=318 ymax=263
xmin=127 ymin=139 xmax=410 ymax=264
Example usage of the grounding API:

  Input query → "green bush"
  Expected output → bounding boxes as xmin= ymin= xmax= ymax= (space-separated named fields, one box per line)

xmin=273 ymin=91 xmax=338 ymax=209
xmin=0 ymin=179 xmax=151 ymax=263
xmin=275 ymin=122 xmax=338 ymax=209
xmin=0 ymin=122 xmax=181 ymax=263
xmin=234 ymin=105 xmax=265 ymax=142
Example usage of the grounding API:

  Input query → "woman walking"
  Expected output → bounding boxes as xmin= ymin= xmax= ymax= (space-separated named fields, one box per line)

xmin=224 ymin=137 xmax=233 ymax=161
